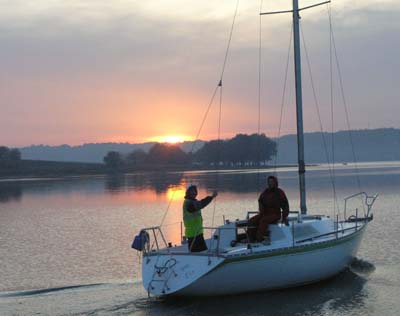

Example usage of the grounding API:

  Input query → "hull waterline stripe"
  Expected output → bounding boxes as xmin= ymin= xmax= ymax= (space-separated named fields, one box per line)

xmin=222 ymin=225 xmax=365 ymax=264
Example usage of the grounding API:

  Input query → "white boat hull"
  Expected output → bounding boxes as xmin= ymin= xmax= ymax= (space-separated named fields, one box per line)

xmin=177 ymin=227 xmax=365 ymax=296
xmin=141 ymin=218 xmax=368 ymax=297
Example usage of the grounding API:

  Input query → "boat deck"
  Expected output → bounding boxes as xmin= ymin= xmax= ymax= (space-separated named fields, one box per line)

xmin=145 ymin=215 xmax=368 ymax=258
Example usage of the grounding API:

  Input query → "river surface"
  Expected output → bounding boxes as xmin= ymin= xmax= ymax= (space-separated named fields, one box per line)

xmin=1 ymin=162 xmax=399 ymax=315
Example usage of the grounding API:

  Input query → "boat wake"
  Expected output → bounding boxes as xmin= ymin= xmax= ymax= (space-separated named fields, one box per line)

xmin=350 ymin=257 xmax=376 ymax=274
xmin=0 ymin=271 xmax=369 ymax=316
xmin=0 ymin=281 xmax=145 ymax=316
xmin=0 ymin=283 xmax=107 ymax=298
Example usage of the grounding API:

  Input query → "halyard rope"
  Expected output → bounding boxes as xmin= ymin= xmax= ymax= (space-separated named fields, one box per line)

xmin=160 ymin=0 xmax=241 ymax=229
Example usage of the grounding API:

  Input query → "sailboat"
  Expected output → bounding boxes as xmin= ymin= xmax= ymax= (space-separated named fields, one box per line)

xmin=132 ymin=0 xmax=378 ymax=296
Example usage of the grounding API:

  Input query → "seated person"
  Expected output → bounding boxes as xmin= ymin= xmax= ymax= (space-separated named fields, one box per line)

xmin=248 ymin=176 xmax=289 ymax=242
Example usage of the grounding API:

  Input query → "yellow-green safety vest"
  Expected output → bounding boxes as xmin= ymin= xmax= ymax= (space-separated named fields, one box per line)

xmin=183 ymin=199 xmax=203 ymax=238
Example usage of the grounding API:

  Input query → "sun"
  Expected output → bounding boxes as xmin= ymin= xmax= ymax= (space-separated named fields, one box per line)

xmin=150 ymin=135 xmax=191 ymax=144
xmin=163 ymin=135 xmax=185 ymax=144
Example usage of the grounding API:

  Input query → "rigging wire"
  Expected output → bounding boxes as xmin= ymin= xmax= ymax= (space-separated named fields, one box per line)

xmin=327 ymin=4 xmax=364 ymax=197
xmin=273 ymin=25 xmax=293 ymax=172
xmin=158 ymin=85 xmax=219 ymax=227
xmin=220 ymin=0 xmax=240 ymax=81
xmin=210 ymin=85 xmax=223 ymax=228
xmin=211 ymin=0 xmax=240 ymax=228
xmin=256 ymin=0 xmax=264 ymax=192
xmin=327 ymin=4 xmax=365 ymax=216
xmin=190 ymin=85 xmax=221 ymax=154
xmin=159 ymin=0 xmax=240 ymax=228
xmin=211 ymin=82 xmax=223 ymax=228
xmin=299 ymin=21 xmax=340 ymax=215
xmin=159 ymin=190 xmax=177 ymax=227
xmin=329 ymin=2 xmax=336 ymax=218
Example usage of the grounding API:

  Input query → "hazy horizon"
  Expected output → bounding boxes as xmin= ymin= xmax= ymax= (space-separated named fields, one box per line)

xmin=5 ymin=126 xmax=396 ymax=149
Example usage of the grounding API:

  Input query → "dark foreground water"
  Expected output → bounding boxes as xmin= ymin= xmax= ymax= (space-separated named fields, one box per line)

xmin=1 ymin=162 xmax=399 ymax=315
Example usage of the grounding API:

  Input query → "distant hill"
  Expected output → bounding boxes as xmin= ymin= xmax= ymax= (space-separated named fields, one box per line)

xmin=19 ymin=141 xmax=205 ymax=163
xmin=275 ymin=128 xmax=400 ymax=164
xmin=18 ymin=128 xmax=400 ymax=164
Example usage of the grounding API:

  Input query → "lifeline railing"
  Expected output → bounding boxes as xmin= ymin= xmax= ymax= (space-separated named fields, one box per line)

xmin=343 ymin=192 xmax=378 ymax=220
xmin=139 ymin=224 xmax=241 ymax=256
xmin=139 ymin=218 xmax=295 ymax=256
xmin=139 ymin=226 xmax=169 ymax=255
xmin=138 ymin=193 xmax=378 ymax=256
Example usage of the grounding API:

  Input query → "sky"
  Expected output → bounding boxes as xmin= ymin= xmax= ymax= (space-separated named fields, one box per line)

xmin=0 ymin=0 xmax=399 ymax=147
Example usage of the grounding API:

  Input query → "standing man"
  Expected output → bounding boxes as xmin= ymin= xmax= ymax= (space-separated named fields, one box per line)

xmin=249 ymin=175 xmax=289 ymax=242
xmin=183 ymin=184 xmax=218 ymax=252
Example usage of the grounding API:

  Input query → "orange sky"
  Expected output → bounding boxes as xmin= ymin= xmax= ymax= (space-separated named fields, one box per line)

xmin=1 ymin=1 xmax=399 ymax=147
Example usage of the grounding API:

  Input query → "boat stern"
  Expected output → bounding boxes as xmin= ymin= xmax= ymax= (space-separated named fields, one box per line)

xmin=142 ymin=253 xmax=225 ymax=296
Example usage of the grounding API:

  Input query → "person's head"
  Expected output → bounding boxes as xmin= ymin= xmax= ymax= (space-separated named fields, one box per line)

xmin=267 ymin=176 xmax=278 ymax=189
xmin=185 ymin=184 xmax=198 ymax=199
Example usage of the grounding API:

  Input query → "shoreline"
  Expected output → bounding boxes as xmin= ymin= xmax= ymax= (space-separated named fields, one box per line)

xmin=0 ymin=162 xmax=304 ymax=181
xmin=2 ymin=159 xmax=400 ymax=181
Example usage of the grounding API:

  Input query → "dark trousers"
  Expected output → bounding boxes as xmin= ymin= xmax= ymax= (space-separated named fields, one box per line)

xmin=248 ymin=213 xmax=280 ymax=242
xmin=188 ymin=234 xmax=208 ymax=252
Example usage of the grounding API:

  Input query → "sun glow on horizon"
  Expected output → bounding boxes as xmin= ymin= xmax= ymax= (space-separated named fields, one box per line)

xmin=150 ymin=135 xmax=192 ymax=144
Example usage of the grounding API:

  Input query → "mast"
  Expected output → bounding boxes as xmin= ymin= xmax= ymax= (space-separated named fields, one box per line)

xmin=261 ymin=1 xmax=331 ymax=215
xmin=292 ymin=0 xmax=307 ymax=214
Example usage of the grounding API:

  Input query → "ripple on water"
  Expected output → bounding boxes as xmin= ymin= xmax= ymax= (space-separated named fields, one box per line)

xmin=351 ymin=257 xmax=376 ymax=274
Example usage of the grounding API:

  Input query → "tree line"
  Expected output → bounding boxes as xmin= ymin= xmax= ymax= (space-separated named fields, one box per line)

xmin=103 ymin=133 xmax=277 ymax=170
xmin=0 ymin=146 xmax=21 ymax=169
xmin=0 ymin=146 xmax=105 ymax=177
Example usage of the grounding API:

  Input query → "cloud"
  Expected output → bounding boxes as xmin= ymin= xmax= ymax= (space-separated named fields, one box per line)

xmin=0 ymin=0 xmax=399 ymax=146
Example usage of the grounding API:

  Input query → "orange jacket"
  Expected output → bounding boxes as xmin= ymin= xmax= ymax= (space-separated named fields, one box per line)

xmin=258 ymin=188 xmax=289 ymax=220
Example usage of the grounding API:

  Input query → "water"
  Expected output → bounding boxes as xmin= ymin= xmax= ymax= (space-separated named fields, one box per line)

xmin=1 ymin=162 xmax=400 ymax=315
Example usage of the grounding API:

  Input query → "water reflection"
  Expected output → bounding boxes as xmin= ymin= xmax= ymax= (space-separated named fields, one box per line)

xmin=144 ymin=269 xmax=367 ymax=316
xmin=105 ymin=173 xmax=185 ymax=195
xmin=103 ymin=171 xmax=272 ymax=196
xmin=166 ymin=186 xmax=186 ymax=201
xmin=105 ymin=175 xmax=126 ymax=193
xmin=0 ymin=163 xmax=399 ymax=205
xmin=1 ymin=163 xmax=399 ymax=315
xmin=0 ymin=182 xmax=22 ymax=203
xmin=0 ymin=269 xmax=370 ymax=316
xmin=102 ymin=165 xmax=400 ymax=198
